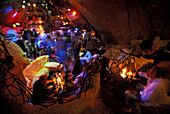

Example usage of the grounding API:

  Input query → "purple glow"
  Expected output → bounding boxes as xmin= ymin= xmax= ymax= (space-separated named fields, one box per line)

xmin=12 ymin=12 xmax=18 ymax=18
xmin=4 ymin=7 xmax=13 ymax=14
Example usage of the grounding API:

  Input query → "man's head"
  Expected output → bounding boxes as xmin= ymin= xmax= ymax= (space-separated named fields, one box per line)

xmin=39 ymin=75 xmax=47 ymax=84
xmin=148 ymin=66 xmax=164 ymax=79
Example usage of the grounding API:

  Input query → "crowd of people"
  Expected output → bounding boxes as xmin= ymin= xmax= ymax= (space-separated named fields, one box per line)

xmin=8 ymin=24 xmax=104 ymax=64
xmin=6 ymin=24 xmax=106 ymax=105
xmin=31 ymin=47 xmax=105 ymax=105
xmin=1 ymin=23 xmax=169 ymax=111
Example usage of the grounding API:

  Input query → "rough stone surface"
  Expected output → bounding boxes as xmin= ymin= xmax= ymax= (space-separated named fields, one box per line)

xmin=68 ymin=0 xmax=170 ymax=47
xmin=69 ymin=0 xmax=149 ymax=46
xmin=0 ymin=41 xmax=30 ymax=112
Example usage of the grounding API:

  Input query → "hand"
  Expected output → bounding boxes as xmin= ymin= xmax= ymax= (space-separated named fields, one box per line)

xmin=47 ymin=85 xmax=53 ymax=89
xmin=129 ymin=90 xmax=141 ymax=97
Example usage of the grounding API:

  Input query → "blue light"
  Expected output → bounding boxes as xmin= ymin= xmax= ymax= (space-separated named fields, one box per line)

xmin=3 ymin=7 xmax=13 ymax=14
xmin=75 ymin=28 xmax=78 ymax=31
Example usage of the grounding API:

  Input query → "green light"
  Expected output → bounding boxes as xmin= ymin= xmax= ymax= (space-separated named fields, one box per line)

xmin=28 ymin=3 xmax=31 ymax=6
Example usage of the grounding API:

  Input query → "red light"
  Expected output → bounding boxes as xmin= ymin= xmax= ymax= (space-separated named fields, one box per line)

xmin=91 ymin=31 xmax=95 ymax=36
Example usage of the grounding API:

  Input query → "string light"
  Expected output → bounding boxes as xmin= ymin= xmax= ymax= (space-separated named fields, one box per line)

xmin=33 ymin=3 xmax=36 ymax=7
xmin=28 ymin=3 xmax=31 ymax=6
xmin=13 ymin=24 xmax=16 ymax=27
xmin=16 ymin=23 xmax=20 ymax=26
xmin=22 ymin=5 xmax=25 ymax=9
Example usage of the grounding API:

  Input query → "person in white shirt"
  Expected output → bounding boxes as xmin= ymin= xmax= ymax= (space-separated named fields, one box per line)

xmin=79 ymin=49 xmax=92 ymax=65
xmin=79 ymin=48 xmax=100 ymax=65
xmin=125 ymin=65 xmax=170 ymax=108
xmin=72 ymin=48 xmax=99 ymax=80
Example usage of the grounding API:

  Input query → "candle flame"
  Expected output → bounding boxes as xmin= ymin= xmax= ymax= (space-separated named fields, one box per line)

xmin=120 ymin=67 xmax=134 ymax=79
xmin=53 ymin=78 xmax=56 ymax=84
xmin=120 ymin=67 xmax=127 ymax=78
xmin=127 ymin=71 xmax=132 ymax=76
xmin=57 ymin=77 xmax=61 ymax=83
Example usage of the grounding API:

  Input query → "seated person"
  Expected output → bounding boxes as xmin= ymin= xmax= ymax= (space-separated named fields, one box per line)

xmin=79 ymin=49 xmax=92 ymax=65
xmin=131 ymin=44 xmax=142 ymax=57
xmin=125 ymin=65 xmax=170 ymax=110
xmin=132 ymin=38 xmax=158 ymax=58
xmin=32 ymin=75 xmax=51 ymax=105
xmin=72 ymin=49 xmax=99 ymax=77
xmin=80 ymin=48 xmax=100 ymax=64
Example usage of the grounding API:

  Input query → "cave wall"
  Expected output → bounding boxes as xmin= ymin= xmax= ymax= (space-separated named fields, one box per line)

xmin=68 ymin=0 xmax=170 ymax=47
xmin=68 ymin=0 xmax=149 ymax=46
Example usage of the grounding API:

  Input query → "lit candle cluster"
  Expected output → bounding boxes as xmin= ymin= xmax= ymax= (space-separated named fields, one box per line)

xmin=53 ymin=72 xmax=64 ymax=91
xmin=120 ymin=67 xmax=135 ymax=80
